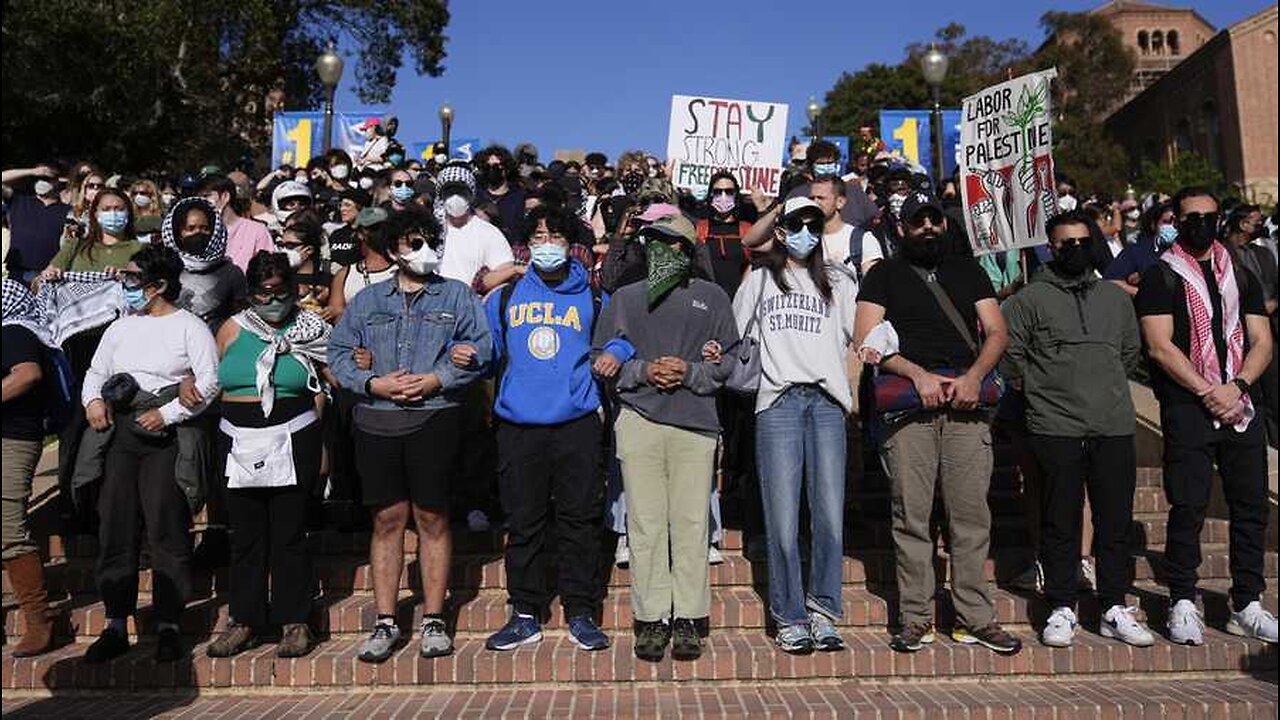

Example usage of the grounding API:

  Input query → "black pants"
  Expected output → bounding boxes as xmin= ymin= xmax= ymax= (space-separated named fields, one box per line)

xmin=718 ymin=392 xmax=762 ymax=538
xmin=452 ymin=384 xmax=500 ymax=521
xmin=96 ymin=426 xmax=191 ymax=625
xmin=1030 ymin=435 xmax=1136 ymax=610
xmin=497 ymin=413 xmax=604 ymax=620
xmin=59 ymin=328 xmax=105 ymax=528
xmin=220 ymin=398 xmax=322 ymax=628
xmin=1161 ymin=400 xmax=1269 ymax=609
xmin=324 ymin=387 xmax=362 ymax=505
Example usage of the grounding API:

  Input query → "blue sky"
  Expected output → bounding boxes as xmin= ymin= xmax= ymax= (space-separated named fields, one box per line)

xmin=334 ymin=0 xmax=1268 ymax=162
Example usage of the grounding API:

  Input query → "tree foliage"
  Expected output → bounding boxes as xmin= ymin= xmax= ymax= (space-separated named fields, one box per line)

xmin=1134 ymin=150 xmax=1226 ymax=198
xmin=1 ymin=0 xmax=450 ymax=172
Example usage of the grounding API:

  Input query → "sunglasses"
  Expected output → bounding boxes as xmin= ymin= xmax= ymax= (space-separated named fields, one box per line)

xmin=401 ymin=234 xmax=427 ymax=250
xmin=711 ymin=188 xmax=736 ymax=197
xmin=250 ymin=287 xmax=293 ymax=302
xmin=276 ymin=240 xmax=307 ymax=250
xmin=391 ymin=180 xmax=414 ymax=188
xmin=905 ymin=209 xmax=945 ymax=227
xmin=118 ymin=271 xmax=147 ymax=291
xmin=784 ymin=216 xmax=824 ymax=234
xmin=1054 ymin=235 xmax=1091 ymax=247
xmin=84 ymin=182 xmax=104 ymax=190
xmin=1181 ymin=212 xmax=1220 ymax=225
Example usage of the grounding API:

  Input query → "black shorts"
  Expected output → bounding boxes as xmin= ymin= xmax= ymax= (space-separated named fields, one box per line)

xmin=354 ymin=407 xmax=462 ymax=509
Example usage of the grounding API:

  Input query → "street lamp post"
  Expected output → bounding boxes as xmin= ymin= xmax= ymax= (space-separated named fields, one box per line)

xmin=806 ymin=96 xmax=821 ymax=141
xmin=315 ymin=41 xmax=344 ymax=154
xmin=438 ymin=103 xmax=454 ymax=158
xmin=920 ymin=43 xmax=950 ymax=186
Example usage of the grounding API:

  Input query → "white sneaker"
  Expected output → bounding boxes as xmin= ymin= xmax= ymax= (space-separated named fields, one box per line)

xmin=467 ymin=510 xmax=491 ymax=533
xmin=614 ymin=536 xmax=630 ymax=568
xmin=1041 ymin=606 xmax=1077 ymax=647
xmin=708 ymin=546 xmax=724 ymax=565
xmin=1101 ymin=605 xmax=1155 ymax=647
xmin=1226 ymin=601 xmax=1278 ymax=644
xmin=1167 ymin=599 xmax=1205 ymax=646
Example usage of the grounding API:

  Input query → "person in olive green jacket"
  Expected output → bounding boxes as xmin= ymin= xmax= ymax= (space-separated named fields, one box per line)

xmin=999 ymin=211 xmax=1154 ymax=650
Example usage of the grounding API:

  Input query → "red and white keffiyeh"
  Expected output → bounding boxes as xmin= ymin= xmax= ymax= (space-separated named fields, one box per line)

xmin=1161 ymin=240 xmax=1254 ymax=431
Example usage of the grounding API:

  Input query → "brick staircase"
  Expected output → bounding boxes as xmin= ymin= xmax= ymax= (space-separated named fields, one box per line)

xmin=3 ymin=444 xmax=1277 ymax=717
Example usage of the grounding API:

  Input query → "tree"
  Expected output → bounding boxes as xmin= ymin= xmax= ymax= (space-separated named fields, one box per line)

xmin=1 ymin=0 xmax=450 ymax=173
xmin=1134 ymin=150 xmax=1226 ymax=198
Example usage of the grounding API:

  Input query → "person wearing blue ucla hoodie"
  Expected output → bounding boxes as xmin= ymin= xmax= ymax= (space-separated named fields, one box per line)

xmin=478 ymin=205 xmax=633 ymax=654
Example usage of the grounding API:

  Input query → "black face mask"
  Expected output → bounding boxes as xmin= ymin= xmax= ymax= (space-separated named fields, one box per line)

xmin=1050 ymin=241 xmax=1092 ymax=278
xmin=179 ymin=232 xmax=211 ymax=255
xmin=1177 ymin=213 xmax=1219 ymax=254
xmin=901 ymin=232 xmax=945 ymax=268
xmin=621 ymin=171 xmax=644 ymax=195
xmin=483 ymin=166 xmax=506 ymax=189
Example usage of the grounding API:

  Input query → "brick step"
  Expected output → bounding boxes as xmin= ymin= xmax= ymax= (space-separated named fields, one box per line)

xmin=4 ymin=625 xmax=1273 ymax=691
xmin=11 ymin=544 xmax=1276 ymax=601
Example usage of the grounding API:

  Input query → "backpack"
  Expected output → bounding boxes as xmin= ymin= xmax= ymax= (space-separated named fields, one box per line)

xmin=41 ymin=346 xmax=76 ymax=434
xmin=695 ymin=219 xmax=754 ymax=261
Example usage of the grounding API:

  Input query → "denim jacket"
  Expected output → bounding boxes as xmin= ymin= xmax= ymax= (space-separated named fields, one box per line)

xmin=328 ymin=274 xmax=492 ymax=410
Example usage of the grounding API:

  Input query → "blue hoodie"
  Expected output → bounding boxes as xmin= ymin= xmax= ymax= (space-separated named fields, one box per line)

xmin=486 ymin=261 xmax=628 ymax=425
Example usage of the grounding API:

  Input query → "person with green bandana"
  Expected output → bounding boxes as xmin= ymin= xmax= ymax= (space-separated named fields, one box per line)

xmin=592 ymin=212 xmax=738 ymax=664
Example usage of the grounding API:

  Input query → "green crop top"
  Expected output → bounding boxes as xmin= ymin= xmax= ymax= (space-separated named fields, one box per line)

xmin=218 ymin=326 xmax=313 ymax=398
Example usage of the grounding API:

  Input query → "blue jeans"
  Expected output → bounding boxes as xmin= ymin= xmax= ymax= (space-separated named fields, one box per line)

xmin=756 ymin=384 xmax=847 ymax=626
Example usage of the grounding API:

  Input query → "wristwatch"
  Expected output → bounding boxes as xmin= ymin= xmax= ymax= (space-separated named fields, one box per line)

xmin=1232 ymin=377 xmax=1251 ymax=395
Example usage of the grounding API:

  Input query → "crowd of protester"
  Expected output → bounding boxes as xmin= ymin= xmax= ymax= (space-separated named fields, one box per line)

xmin=1 ymin=134 xmax=1276 ymax=667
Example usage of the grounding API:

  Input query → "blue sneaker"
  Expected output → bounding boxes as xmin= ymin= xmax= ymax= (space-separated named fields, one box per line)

xmin=485 ymin=613 xmax=542 ymax=651
xmin=568 ymin=616 xmax=611 ymax=651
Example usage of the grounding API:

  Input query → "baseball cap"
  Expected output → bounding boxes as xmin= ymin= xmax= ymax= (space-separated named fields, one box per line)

xmin=899 ymin=192 xmax=944 ymax=220
xmin=637 ymin=202 xmax=681 ymax=223
xmin=355 ymin=207 xmax=389 ymax=228
xmin=639 ymin=213 xmax=696 ymax=245
xmin=340 ymin=188 xmax=373 ymax=207
xmin=636 ymin=177 xmax=676 ymax=204
xmin=782 ymin=196 xmax=822 ymax=219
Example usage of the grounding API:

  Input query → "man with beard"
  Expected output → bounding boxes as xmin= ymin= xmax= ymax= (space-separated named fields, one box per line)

xmin=1137 ymin=187 xmax=1275 ymax=645
xmin=1001 ymin=211 xmax=1153 ymax=649
xmin=328 ymin=207 xmax=492 ymax=662
xmin=475 ymin=146 xmax=527 ymax=242
xmin=854 ymin=193 xmax=1021 ymax=656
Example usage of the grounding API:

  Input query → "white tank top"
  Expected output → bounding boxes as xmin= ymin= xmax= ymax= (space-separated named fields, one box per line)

xmin=342 ymin=262 xmax=398 ymax=302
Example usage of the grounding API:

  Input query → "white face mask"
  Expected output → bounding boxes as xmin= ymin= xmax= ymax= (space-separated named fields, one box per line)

xmin=358 ymin=177 xmax=374 ymax=190
xmin=444 ymin=194 xmax=470 ymax=218
xmin=161 ymin=192 xmax=176 ymax=206
xmin=397 ymin=243 xmax=440 ymax=276
xmin=330 ymin=164 xmax=350 ymax=180
xmin=275 ymin=208 xmax=295 ymax=225
xmin=133 ymin=193 xmax=153 ymax=209
xmin=284 ymin=247 xmax=305 ymax=269
xmin=1057 ymin=195 xmax=1078 ymax=212
xmin=34 ymin=180 xmax=54 ymax=196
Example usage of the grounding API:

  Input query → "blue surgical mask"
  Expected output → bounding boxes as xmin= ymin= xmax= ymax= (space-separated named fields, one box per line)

xmin=530 ymin=243 xmax=568 ymax=272
xmin=813 ymin=162 xmax=839 ymax=176
xmin=391 ymin=185 xmax=415 ymax=204
xmin=123 ymin=285 xmax=151 ymax=312
xmin=1157 ymin=223 xmax=1178 ymax=250
xmin=97 ymin=209 xmax=129 ymax=235
xmin=784 ymin=227 xmax=820 ymax=259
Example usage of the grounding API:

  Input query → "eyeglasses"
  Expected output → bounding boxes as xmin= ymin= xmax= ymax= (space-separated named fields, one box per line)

xmin=783 ymin=216 xmax=824 ymax=234
xmin=276 ymin=240 xmax=307 ymax=250
xmin=118 ymin=271 xmax=146 ymax=291
xmin=84 ymin=182 xmax=104 ymax=190
xmin=250 ymin=287 xmax=293 ymax=303
xmin=391 ymin=180 xmax=413 ymax=188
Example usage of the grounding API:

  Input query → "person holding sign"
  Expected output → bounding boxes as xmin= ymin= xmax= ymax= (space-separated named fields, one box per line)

xmin=853 ymin=193 xmax=1022 ymax=656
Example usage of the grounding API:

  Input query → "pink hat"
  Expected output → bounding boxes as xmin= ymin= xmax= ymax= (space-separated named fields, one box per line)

xmin=636 ymin=203 xmax=681 ymax=222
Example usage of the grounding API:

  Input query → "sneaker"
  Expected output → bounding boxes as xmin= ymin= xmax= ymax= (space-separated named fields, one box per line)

xmin=615 ymin=535 xmax=630 ymax=568
xmin=486 ymin=613 xmax=542 ymax=651
xmin=419 ymin=617 xmax=453 ymax=658
xmin=358 ymin=622 xmax=403 ymax=663
xmin=633 ymin=620 xmax=670 ymax=662
xmin=671 ymin=618 xmax=703 ymax=660
xmin=467 ymin=510 xmax=491 ymax=533
xmin=84 ymin=627 xmax=130 ymax=664
xmin=708 ymin=545 xmax=724 ymax=565
xmin=155 ymin=627 xmax=185 ymax=662
xmin=1101 ymin=605 xmax=1155 ymax=647
xmin=207 ymin=621 xmax=260 ymax=658
xmin=953 ymin=624 xmax=1023 ymax=654
xmin=1008 ymin=562 xmax=1044 ymax=594
xmin=1167 ymin=599 xmax=1205 ymax=646
xmin=1079 ymin=558 xmax=1096 ymax=592
xmin=1041 ymin=606 xmax=1077 ymax=647
xmin=890 ymin=622 xmax=935 ymax=653
xmin=568 ymin=616 xmax=610 ymax=651
xmin=776 ymin=623 xmax=816 ymax=654
xmin=277 ymin=623 xmax=315 ymax=658
xmin=1225 ymin=601 xmax=1278 ymax=644
xmin=808 ymin=612 xmax=844 ymax=651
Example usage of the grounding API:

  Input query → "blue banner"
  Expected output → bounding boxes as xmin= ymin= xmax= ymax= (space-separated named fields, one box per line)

xmin=409 ymin=138 xmax=482 ymax=163
xmin=272 ymin=110 xmax=388 ymax=168
xmin=878 ymin=109 xmax=961 ymax=178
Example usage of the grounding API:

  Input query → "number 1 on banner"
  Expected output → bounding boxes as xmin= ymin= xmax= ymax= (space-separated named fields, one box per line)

xmin=892 ymin=117 xmax=919 ymax=165
xmin=286 ymin=119 xmax=313 ymax=166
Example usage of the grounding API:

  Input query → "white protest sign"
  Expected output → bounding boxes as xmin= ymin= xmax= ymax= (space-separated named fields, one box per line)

xmin=959 ymin=68 xmax=1059 ymax=256
xmin=667 ymin=94 xmax=789 ymax=196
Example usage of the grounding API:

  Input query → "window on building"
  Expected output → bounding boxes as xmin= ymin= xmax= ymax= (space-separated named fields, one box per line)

xmin=1168 ymin=30 xmax=1181 ymax=55
xmin=1175 ymin=118 xmax=1193 ymax=156
xmin=1152 ymin=30 xmax=1165 ymax=56
xmin=1137 ymin=30 xmax=1149 ymax=55
xmin=1201 ymin=101 xmax=1222 ymax=168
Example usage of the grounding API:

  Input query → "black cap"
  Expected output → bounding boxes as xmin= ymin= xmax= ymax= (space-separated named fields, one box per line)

xmin=899 ymin=192 xmax=944 ymax=220
xmin=339 ymin=188 xmax=373 ymax=207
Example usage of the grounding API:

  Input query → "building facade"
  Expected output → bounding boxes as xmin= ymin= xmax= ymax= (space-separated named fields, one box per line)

xmin=1093 ymin=1 xmax=1217 ymax=104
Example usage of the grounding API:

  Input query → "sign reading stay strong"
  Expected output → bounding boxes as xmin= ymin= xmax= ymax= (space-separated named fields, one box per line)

xmin=667 ymin=94 xmax=789 ymax=196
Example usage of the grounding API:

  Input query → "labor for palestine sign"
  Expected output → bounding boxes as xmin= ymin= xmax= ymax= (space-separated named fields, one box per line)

xmin=667 ymin=94 xmax=789 ymax=196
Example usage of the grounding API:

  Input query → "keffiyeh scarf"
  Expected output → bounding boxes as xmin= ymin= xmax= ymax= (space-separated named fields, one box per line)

xmin=162 ymin=197 xmax=229 ymax=272
xmin=3 ymin=273 xmax=122 ymax=347
xmin=233 ymin=308 xmax=331 ymax=417
xmin=1161 ymin=240 xmax=1254 ymax=431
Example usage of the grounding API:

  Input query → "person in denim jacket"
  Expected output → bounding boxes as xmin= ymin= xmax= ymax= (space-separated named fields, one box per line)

xmin=328 ymin=207 xmax=492 ymax=663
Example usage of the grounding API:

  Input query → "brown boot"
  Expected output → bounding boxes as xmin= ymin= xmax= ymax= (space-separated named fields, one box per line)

xmin=4 ymin=552 xmax=55 ymax=657
xmin=276 ymin=623 xmax=314 ymax=658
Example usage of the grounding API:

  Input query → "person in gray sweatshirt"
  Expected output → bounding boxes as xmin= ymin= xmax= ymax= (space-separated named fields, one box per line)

xmin=592 ymin=212 xmax=738 ymax=664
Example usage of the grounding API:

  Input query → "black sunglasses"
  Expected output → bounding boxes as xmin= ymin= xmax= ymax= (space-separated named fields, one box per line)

xmin=784 ymin=216 xmax=824 ymax=234
xmin=905 ymin=209 xmax=945 ymax=227
xmin=1055 ymin=235 xmax=1091 ymax=247
xmin=391 ymin=180 xmax=414 ymax=188
xmin=711 ymin=188 xmax=736 ymax=197
xmin=1182 ymin=212 xmax=1220 ymax=225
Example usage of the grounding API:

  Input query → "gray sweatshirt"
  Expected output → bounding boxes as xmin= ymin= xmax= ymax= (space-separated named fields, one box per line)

xmin=593 ymin=278 xmax=739 ymax=433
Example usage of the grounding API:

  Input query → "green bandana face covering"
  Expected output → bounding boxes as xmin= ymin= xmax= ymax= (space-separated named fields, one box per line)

xmin=645 ymin=238 xmax=692 ymax=309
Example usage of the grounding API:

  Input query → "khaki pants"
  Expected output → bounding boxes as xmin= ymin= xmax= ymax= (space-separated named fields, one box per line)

xmin=881 ymin=411 xmax=995 ymax=629
xmin=615 ymin=408 xmax=716 ymax=622
xmin=2 ymin=438 xmax=43 ymax=561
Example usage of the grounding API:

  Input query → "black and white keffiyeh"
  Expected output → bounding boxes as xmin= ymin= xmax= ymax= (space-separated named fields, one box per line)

xmin=232 ymin=308 xmax=330 ymax=417
xmin=162 ymin=197 xmax=228 ymax=272
xmin=3 ymin=273 xmax=122 ymax=347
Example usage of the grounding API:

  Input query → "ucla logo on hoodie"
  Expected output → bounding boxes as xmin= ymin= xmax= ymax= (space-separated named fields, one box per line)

xmin=509 ymin=302 xmax=581 ymax=361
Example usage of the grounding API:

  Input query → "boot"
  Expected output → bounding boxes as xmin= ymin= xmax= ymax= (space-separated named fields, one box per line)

xmin=4 ymin=552 xmax=55 ymax=657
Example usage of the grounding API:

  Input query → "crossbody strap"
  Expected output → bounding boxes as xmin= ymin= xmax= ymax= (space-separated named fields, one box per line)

xmin=909 ymin=265 xmax=978 ymax=356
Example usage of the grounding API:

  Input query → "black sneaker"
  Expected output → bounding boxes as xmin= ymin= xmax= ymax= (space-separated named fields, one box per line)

xmin=671 ymin=618 xmax=703 ymax=661
xmin=953 ymin=624 xmax=1023 ymax=655
xmin=889 ymin=622 xmax=936 ymax=653
xmin=155 ymin=627 xmax=185 ymax=662
xmin=84 ymin=627 xmax=131 ymax=664
xmin=633 ymin=620 xmax=671 ymax=662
